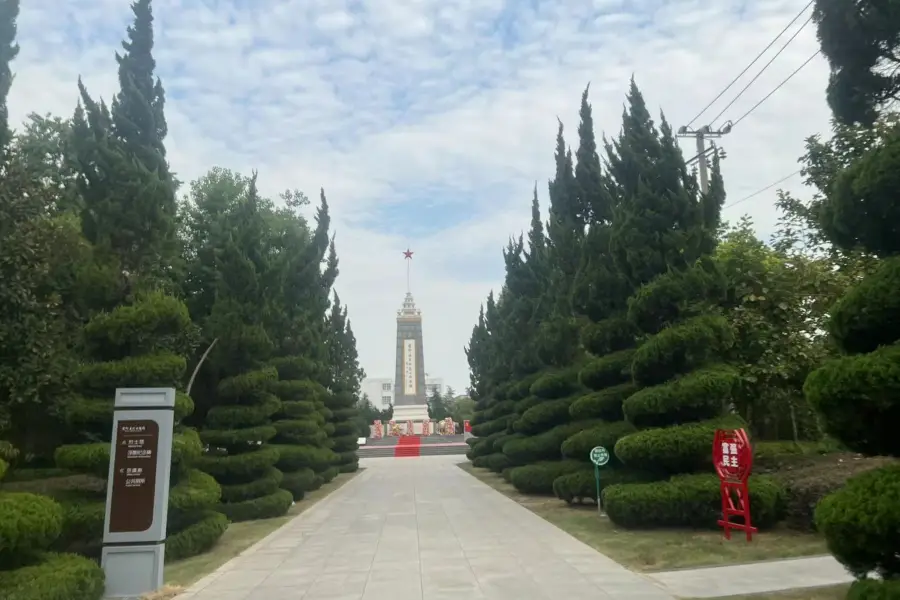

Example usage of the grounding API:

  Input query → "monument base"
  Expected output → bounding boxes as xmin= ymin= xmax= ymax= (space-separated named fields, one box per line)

xmin=391 ymin=404 xmax=430 ymax=435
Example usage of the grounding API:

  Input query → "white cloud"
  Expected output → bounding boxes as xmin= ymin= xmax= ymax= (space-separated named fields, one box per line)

xmin=9 ymin=0 xmax=833 ymax=393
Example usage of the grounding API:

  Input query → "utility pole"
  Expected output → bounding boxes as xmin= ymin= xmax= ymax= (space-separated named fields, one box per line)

xmin=677 ymin=122 xmax=732 ymax=193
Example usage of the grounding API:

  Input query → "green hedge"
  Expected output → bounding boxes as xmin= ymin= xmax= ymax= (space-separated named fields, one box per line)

xmin=579 ymin=349 xmax=634 ymax=390
xmin=217 ymin=367 xmax=278 ymax=399
xmin=553 ymin=467 xmax=654 ymax=504
xmin=561 ymin=421 xmax=636 ymax=463
xmin=623 ymin=365 xmax=737 ymax=428
xmin=603 ymin=473 xmax=784 ymax=529
xmin=569 ymin=383 xmax=637 ymax=421
xmin=508 ymin=460 xmax=587 ymax=495
xmin=804 ymin=343 xmax=900 ymax=457
xmin=0 ymin=492 xmax=64 ymax=559
xmin=218 ymin=468 xmax=282 ymax=503
xmin=815 ymin=464 xmax=900 ymax=579
xmin=217 ymin=489 xmax=294 ymax=523
xmin=205 ymin=394 xmax=281 ymax=430
xmin=280 ymin=468 xmax=317 ymax=500
xmin=513 ymin=398 xmax=574 ymax=435
xmin=502 ymin=421 xmax=596 ymax=465
xmin=582 ymin=316 xmax=636 ymax=356
xmin=614 ymin=416 xmax=744 ymax=475
xmin=530 ymin=372 xmax=579 ymax=399
xmin=76 ymin=352 xmax=186 ymax=393
xmin=631 ymin=314 xmax=734 ymax=387
xmin=0 ymin=552 xmax=104 ymax=600
xmin=165 ymin=511 xmax=229 ymax=563
xmin=471 ymin=417 xmax=510 ymax=438
xmin=195 ymin=446 xmax=281 ymax=482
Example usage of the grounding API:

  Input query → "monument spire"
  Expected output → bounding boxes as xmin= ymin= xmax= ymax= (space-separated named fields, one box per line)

xmin=403 ymin=248 xmax=413 ymax=293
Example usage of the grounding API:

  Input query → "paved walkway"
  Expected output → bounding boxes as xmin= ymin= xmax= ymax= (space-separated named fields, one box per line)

xmin=179 ymin=455 xmax=674 ymax=600
xmin=646 ymin=555 xmax=853 ymax=598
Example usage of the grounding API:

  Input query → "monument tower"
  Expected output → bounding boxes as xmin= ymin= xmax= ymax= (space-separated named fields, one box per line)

xmin=392 ymin=249 xmax=430 ymax=430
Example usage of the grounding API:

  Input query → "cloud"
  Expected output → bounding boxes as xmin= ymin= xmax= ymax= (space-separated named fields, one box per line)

xmin=10 ymin=0 xmax=833 ymax=394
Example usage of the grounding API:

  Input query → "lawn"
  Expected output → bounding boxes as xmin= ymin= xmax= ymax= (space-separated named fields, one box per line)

xmin=459 ymin=463 xmax=829 ymax=572
xmin=690 ymin=585 xmax=850 ymax=600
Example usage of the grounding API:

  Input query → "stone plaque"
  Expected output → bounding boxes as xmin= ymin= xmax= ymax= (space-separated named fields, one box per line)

xmin=109 ymin=419 xmax=160 ymax=533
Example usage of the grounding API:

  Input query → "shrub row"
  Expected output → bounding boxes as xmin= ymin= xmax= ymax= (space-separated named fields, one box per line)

xmin=508 ymin=460 xmax=587 ymax=495
xmin=553 ymin=466 xmax=656 ymax=504
xmin=603 ymin=473 xmax=784 ymax=529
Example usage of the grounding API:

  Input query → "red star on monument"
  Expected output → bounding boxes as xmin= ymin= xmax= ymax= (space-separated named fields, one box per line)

xmin=403 ymin=248 xmax=414 ymax=260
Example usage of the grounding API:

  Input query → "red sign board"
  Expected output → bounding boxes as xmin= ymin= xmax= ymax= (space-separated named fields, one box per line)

xmin=713 ymin=428 xmax=757 ymax=542
xmin=464 ymin=420 xmax=471 ymax=433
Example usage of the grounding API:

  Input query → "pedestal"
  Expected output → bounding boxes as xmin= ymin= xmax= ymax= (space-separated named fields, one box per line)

xmin=392 ymin=404 xmax=430 ymax=434
xmin=101 ymin=544 xmax=165 ymax=598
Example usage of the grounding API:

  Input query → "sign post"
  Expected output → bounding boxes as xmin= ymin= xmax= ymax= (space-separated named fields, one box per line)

xmin=101 ymin=388 xmax=176 ymax=598
xmin=589 ymin=446 xmax=610 ymax=515
xmin=713 ymin=427 xmax=756 ymax=542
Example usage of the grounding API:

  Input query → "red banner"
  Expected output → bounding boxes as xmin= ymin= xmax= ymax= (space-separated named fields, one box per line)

xmin=464 ymin=420 xmax=471 ymax=433
xmin=713 ymin=428 xmax=757 ymax=541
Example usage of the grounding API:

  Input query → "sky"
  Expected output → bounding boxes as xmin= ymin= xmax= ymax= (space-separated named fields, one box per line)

xmin=9 ymin=0 xmax=833 ymax=394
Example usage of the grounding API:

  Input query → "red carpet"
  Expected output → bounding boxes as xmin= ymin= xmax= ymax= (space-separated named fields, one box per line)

xmin=394 ymin=435 xmax=421 ymax=458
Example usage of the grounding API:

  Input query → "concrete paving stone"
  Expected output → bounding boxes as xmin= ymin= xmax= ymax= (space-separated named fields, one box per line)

xmin=178 ymin=456 xmax=683 ymax=600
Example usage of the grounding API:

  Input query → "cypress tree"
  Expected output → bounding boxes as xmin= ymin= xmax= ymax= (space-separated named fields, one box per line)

xmin=71 ymin=0 xmax=177 ymax=282
xmin=0 ymin=0 xmax=18 ymax=157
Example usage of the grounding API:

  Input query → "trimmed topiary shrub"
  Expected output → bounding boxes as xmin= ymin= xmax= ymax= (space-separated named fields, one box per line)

xmin=327 ymin=390 xmax=359 ymax=474
xmin=815 ymin=464 xmax=900 ymax=580
xmin=513 ymin=397 xmax=575 ymax=435
xmin=578 ymin=349 xmax=635 ymax=390
xmin=197 ymin=366 xmax=293 ymax=521
xmin=623 ymin=365 xmax=739 ymax=429
xmin=553 ymin=466 xmax=655 ymax=504
xmin=530 ymin=371 xmax=579 ymax=400
xmin=569 ymin=383 xmax=636 ymax=421
xmin=503 ymin=421 xmax=596 ymax=466
xmin=561 ymin=421 xmax=636 ymax=463
xmin=603 ymin=473 xmax=784 ymax=529
xmin=0 ymin=445 xmax=105 ymax=600
xmin=267 ymin=358 xmax=335 ymax=499
xmin=54 ymin=292 xmax=228 ymax=559
xmin=508 ymin=460 xmax=587 ymax=495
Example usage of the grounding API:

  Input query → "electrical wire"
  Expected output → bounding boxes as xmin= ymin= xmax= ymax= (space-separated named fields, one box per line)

xmin=731 ymin=50 xmax=821 ymax=127
xmin=725 ymin=170 xmax=802 ymax=209
xmin=685 ymin=0 xmax=815 ymax=128
xmin=709 ymin=13 xmax=814 ymax=128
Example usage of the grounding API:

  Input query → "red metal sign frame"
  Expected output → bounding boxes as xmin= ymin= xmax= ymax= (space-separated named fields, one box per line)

xmin=712 ymin=428 xmax=757 ymax=541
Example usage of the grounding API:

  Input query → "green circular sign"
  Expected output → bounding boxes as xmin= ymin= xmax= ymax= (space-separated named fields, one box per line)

xmin=590 ymin=446 xmax=609 ymax=466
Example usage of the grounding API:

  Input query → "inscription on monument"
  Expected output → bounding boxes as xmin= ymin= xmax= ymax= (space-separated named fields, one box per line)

xmin=404 ymin=338 xmax=416 ymax=395
xmin=109 ymin=419 xmax=160 ymax=533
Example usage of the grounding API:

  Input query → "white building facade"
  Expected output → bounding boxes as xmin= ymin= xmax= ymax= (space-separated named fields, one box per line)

xmin=362 ymin=376 xmax=444 ymax=411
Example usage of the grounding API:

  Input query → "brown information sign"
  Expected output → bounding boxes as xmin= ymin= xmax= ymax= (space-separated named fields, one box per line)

xmin=109 ymin=419 xmax=160 ymax=533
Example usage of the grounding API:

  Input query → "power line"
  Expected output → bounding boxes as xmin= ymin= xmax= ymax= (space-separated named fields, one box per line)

xmin=709 ymin=13 xmax=814 ymax=128
xmin=725 ymin=169 xmax=802 ymax=209
xmin=685 ymin=0 xmax=815 ymax=128
xmin=731 ymin=50 xmax=821 ymax=127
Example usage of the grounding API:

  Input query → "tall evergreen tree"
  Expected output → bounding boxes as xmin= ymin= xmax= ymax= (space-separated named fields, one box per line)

xmin=325 ymin=293 xmax=362 ymax=473
xmin=71 ymin=0 xmax=177 ymax=283
xmin=0 ymin=0 xmax=18 ymax=157
xmin=608 ymin=79 xmax=704 ymax=288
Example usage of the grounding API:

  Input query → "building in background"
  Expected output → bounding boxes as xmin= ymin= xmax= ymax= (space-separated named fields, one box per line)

xmin=361 ymin=377 xmax=393 ymax=411
xmin=361 ymin=375 xmax=445 ymax=411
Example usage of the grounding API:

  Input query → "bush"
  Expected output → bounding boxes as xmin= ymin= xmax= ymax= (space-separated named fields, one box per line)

xmin=614 ymin=416 xmax=744 ymax=475
xmin=514 ymin=395 xmax=542 ymax=416
xmin=530 ymin=372 xmax=579 ymax=399
xmin=483 ymin=453 xmax=512 ymax=473
xmin=622 ymin=365 xmax=737 ymax=428
xmin=0 ymin=492 xmax=64 ymax=559
xmin=804 ymin=343 xmax=900 ymax=457
xmin=561 ymin=421 xmax=636 ymax=463
xmin=76 ymin=352 xmax=186 ymax=393
xmin=846 ymin=579 xmax=900 ymax=600
xmin=827 ymin=256 xmax=900 ymax=355
xmin=280 ymin=468 xmax=317 ymax=500
xmin=815 ymin=464 xmax=900 ymax=579
xmin=578 ymin=349 xmax=634 ymax=390
xmin=195 ymin=446 xmax=281 ymax=481
xmin=513 ymin=398 xmax=574 ymax=435
xmin=582 ymin=316 xmax=637 ymax=356
xmin=503 ymin=421 xmax=596 ymax=465
xmin=470 ymin=417 xmax=509 ymax=438
xmin=0 ymin=552 xmax=105 ymax=600
xmin=569 ymin=383 xmax=637 ymax=421
xmin=775 ymin=457 xmax=895 ymax=532
xmin=603 ymin=473 xmax=784 ymax=529
xmin=218 ymin=468 xmax=282 ymax=503
xmin=165 ymin=511 xmax=230 ymax=563
xmin=217 ymin=488 xmax=294 ymax=523
xmin=553 ymin=467 xmax=654 ymax=504
xmin=217 ymin=367 xmax=278 ymax=399
xmin=509 ymin=460 xmax=586 ymax=495
xmin=630 ymin=314 xmax=734 ymax=387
